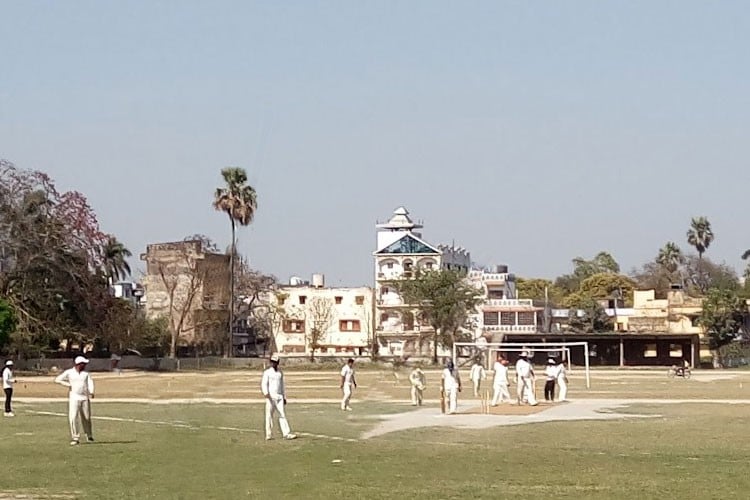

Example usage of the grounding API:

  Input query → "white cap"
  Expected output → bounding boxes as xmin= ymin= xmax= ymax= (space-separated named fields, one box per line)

xmin=5 ymin=360 xmax=12 ymax=366
xmin=74 ymin=356 xmax=89 ymax=365
xmin=270 ymin=354 xmax=280 ymax=362
xmin=520 ymin=351 xmax=529 ymax=357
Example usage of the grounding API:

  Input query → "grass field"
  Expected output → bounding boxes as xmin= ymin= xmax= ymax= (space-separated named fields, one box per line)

xmin=2 ymin=368 xmax=750 ymax=499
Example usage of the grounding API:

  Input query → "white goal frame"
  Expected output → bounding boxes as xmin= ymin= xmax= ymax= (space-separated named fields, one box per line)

xmin=453 ymin=341 xmax=591 ymax=388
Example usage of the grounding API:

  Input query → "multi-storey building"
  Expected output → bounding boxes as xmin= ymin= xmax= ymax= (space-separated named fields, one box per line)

xmin=140 ymin=240 xmax=230 ymax=350
xmin=269 ymin=275 xmax=374 ymax=356
xmin=373 ymin=207 xmax=470 ymax=356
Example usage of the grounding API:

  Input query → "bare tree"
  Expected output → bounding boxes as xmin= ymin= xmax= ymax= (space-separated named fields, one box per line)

xmin=307 ymin=297 xmax=334 ymax=361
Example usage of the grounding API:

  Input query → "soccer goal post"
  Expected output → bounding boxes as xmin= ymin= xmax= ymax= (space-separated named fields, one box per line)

xmin=453 ymin=341 xmax=591 ymax=389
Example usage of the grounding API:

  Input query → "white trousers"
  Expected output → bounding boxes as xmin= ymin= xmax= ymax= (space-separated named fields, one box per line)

xmin=445 ymin=387 xmax=458 ymax=414
xmin=68 ymin=398 xmax=92 ymax=441
xmin=411 ymin=386 xmax=423 ymax=406
xmin=518 ymin=377 xmax=538 ymax=405
xmin=472 ymin=379 xmax=481 ymax=397
xmin=492 ymin=383 xmax=511 ymax=405
xmin=265 ymin=396 xmax=291 ymax=439
xmin=557 ymin=379 xmax=568 ymax=401
xmin=341 ymin=383 xmax=353 ymax=409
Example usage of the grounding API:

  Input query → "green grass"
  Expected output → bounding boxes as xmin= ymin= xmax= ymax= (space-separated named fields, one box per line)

xmin=2 ymin=401 xmax=750 ymax=499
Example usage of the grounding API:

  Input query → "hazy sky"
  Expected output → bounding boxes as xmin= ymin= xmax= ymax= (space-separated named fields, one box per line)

xmin=2 ymin=1 xmax=748 ymax=286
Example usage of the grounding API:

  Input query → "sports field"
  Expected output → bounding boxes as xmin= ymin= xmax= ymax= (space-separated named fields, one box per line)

xmin=2 ymin=367 xmax=750 ymax=499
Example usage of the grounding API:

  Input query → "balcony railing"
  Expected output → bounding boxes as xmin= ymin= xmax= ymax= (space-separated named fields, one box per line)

xmin=469 ymin=271 xmax=511 ymax=282
xmin=482 ymin=325 xmax=537 ymax=332
xmin=482 ymin=299 xmax=534 ymax=307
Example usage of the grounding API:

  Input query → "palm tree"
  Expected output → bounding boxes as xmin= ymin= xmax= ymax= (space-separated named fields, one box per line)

xmin=100 ymin=236 xmax=132 ymax=284
xmin=213 ymin=167 xmax=258 ymax=356
xmin=686 ymin=216 xmax=714 ymax=293
xmin=656 ymin=242 xmax=684 ymax=275
xmin=686 ymin=216 xmax=714 ymax=260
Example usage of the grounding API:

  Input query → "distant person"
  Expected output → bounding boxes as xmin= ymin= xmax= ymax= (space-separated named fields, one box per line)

xmin=544 ymin=358 xmax=557 ymax=402
xmin=515 ymin=351 xmax=538 ymax=406
xmin=260 ymin=354 xmax=296 ymax=441
xmin=409 ymin=366 xmax=426 ymax=406
xmin=441 ymin=360 xmax=462 ymax=414
xmin=469 ymin=358 xmax=486 ymax=397
xmin=110 ymin=353 xmax=122 ymax=375
xmin=2 ymin=360 xmax=17 ymax=417
xmin=54 ymin=356 xmax=95 ymax=445
xmin=556 ymin=359 xmax=569 ymax=402
xmin=340 ymin=358 xmax=357 ymax=411
xmin=491 ymin=355 xmax=511 ymax=406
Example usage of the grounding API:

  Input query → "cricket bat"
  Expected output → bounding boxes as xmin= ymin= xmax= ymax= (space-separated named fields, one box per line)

xmin=440 ymin=389 xmax=446 ymax=414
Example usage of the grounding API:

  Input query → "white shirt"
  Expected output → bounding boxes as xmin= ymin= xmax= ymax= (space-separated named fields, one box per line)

xmin=469 ymin=364 xmax=485 ymax=382
xmin=2 ymin=368 xmax=14 ymax=389
xmin=54 ymin=368 xmax=95 ymax=401
xmin=442 ymin=368 xmax=460 ymax=390
xmin=493 ymin=362 xmax=508 ymax=385
xmin=341 ymin=364 xmax=355 ymax=386
xmin=556 ymin=364 xmax=567 ymax=383
xmin=544 ymin=365 xmax=557 ymax=381
xmin=409 ymin=369 xmax=425 ymax=388
xmin=516 ymin=358 xmax=532 ymax=379
xmin=261 ymin=367 xmax=285 ymax=398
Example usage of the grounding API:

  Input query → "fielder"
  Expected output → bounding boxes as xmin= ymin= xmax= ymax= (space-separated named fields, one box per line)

xmin=441 ymin=360 xmax=462 ymax=414
xmin=260 ymin=353 xmax=296 ymax=440
xmin=491 ymin=355 xmax=511 ymax=406
xmin=515 ymin=351 xmax=538 ymax=406
xmin=544 ymin=358 xmax=557 ymax=401
xmin=409 ymin=366 xmax=426 ymax=406
xmin=340 ymin=358 xmax=357 ymax=411
xmin=469 ymin=358 xmax=486 ymax=397
xmin=54 ymin=356 xmax=95 ymax=445
xmin=556 ymin=359 xmax=569 ymax=402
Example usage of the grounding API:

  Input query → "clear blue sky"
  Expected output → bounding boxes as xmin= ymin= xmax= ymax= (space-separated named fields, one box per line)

xmin=2 ymin=1 xmax=748 ymax=286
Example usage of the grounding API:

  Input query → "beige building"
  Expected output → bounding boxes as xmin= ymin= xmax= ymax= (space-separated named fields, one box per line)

xmin=270 ymin=276 xmax=374 ymax=356
xmin=140 ymin=240 xmax=230 ymax=351
xmin=627 ymin=289 xmax=703 ymax=335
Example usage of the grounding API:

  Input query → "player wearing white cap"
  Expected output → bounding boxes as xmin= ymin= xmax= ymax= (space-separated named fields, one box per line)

xmin=2 ymin=360 xmax=17 ymax=417
xmin=261 ymin=354 xmax=296 ymax=440
xmin=54 ymin=356 xmax=95 ymax=445
xmin=515 ymin=352 xmax=538 ymax=406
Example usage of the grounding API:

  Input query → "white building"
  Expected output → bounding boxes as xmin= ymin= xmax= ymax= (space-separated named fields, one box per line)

xmin=270 ymin=275 xmax=374 ymax=356
xmin=373 ymin=207 xmax=471 ymax=357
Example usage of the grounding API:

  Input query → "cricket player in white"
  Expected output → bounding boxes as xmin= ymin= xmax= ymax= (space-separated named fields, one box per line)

xmin=54 ymin=356 xmax=95 ymax=445
xmin=469 ymin=359 xmax=486 ymax=397
xmin=556 ymin=359 xmax=568 ymax=402
xmin=441 ymin=360 xmax=462 ymax=414
xmin=491 ymin=355 xmax=511 ymax=406
xmin=340 ymin=358 xmax=357 ymax=411
xmin=409 ymin=366 xmax=426 ymax=406
xmin=515 ymin=352 xmax=538 ymax=406
xmin=260 ymin=353 xmax=296 ymax=440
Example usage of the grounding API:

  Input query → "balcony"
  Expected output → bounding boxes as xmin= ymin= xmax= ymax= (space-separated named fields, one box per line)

xmin=482 ymin=325 xmax=537 ymax=333
xmin=377 ymin=299 xmax=404 ymax=307
xmin=469 ymin=271 xmax=511 ymax=282
xmin=483 ymin=299 xmax=534 ymax=307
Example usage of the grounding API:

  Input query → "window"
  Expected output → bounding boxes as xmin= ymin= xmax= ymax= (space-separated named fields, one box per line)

xmin=335 ymin=296 xmax=343 ymax=305
xmin=355 ymin=296 xmax=365 ymax=305
xmin=425 ymin=262 xmax=434 ymax=270
xmin=299 ymin=295 xmax=306 ymax=305
xmin=500 ymin=312 xmax=515 ymax=325
xmin=339 ymin=320 xmax=361 ymax=332
xmin=483 ymin=312 xmax=499 ymax=326
xmin=386 ymin=262 xmax=394 ymax=269
xmin=283 ymin=320 xmax=305 ymax=333
xmin=488 ymin=290 xmax=504 ymax=299
xmin=277 ymin=296 xmax=286 ymax=305
xmin=643 ymin=344 xmax=657 ymax=358
xmin=517 ymin=312 xmax=535 ymax=326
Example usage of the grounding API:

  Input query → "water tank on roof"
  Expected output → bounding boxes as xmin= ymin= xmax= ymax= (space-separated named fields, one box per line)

xmin=289 ymin=276 xmax=303 ymax=286
xmin=312 ymin=273 xmax=325 ymax=288
xmin=495 ymin=265 xmax=509 ymax=273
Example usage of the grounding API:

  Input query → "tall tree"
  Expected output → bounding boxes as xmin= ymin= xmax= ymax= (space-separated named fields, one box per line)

xmin=213 ymin=167 xmax=258 ymax=356
xmin=397 ymin=268 xmax=483 ymax=364
xmin=686 ymin=216 xmax=714 ymax=260
xmin=307 ymin=297 xmax=334 ymax=362
xmin=100 ymin=236 xmax=132 ymax=283
xmin=656 ymin=242 xmax=684 ymax=276
xmin=555 ymin=251 xmax=621 ymax=294
xmin=698 ymin=288 xmax=746 ymax=367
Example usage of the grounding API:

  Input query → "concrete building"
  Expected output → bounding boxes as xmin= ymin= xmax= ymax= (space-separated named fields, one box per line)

xmin=270 ymin=275 xmax=374 ymax=356
xmin=140 ymin=240 xmax=230 ymax=351
xmin=373 ymin=207 xmax=470 ymax=357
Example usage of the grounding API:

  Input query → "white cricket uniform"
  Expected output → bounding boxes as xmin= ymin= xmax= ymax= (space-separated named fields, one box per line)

xmin=469 ymin=363 xmax=486 ymax=397
xmin=54 ymin=368 xmax=95 ymax=442
xmin=556 ymin=364 xmax=568 ymax=401
xmin=442 ymin=368 xmax=461 ymax=414
xmin=491 ymin=362 xmax=511 ymax=405
xmin=261 ymin=366 xmax=292 ymax=439
xmin=515 ymin=358 xmax=538 ymax=406
xmin=409 ymin=369 xmax=426 ymax=406
xmin=340 ymin=364 xmax=355 ymax=410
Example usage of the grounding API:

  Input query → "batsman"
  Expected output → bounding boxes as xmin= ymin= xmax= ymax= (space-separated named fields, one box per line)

xmin=409 ymin=365 xmax=426 ymax=406
xmin=441 ymin=359 xmax=461 ymax=414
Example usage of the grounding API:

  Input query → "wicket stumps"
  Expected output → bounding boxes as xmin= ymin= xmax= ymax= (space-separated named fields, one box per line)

xmin=479 ymin=389 xmax=491 ymax=414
